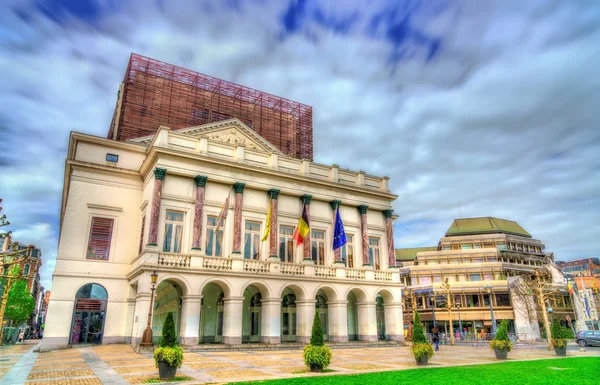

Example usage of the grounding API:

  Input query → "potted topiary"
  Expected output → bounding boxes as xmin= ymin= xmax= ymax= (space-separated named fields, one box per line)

xmin=303 ymin=311 xmax=332 ymax=372
xmin=410 ymin=312 xmax=433 ymax=365
xmin=153 ymin=312 xmax=184 ymax=380
xmin=489 ymin=319 xmax=512 ymax=359
xmin=550 ymin=321 xmax=569 ymax=356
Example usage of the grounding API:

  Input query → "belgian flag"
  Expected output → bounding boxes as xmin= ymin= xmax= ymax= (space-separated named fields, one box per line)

xmin=293 ymin=203 xmax=310 ymax=245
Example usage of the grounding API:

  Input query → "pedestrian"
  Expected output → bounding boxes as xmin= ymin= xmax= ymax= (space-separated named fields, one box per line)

xmin=432 ymin=326 xmax=440 ymax=351
xmin=18 ymin=329 xmax=24 ymax=343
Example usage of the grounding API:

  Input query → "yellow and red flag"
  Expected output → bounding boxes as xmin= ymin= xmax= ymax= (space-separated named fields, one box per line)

xmin=293 ymin=203 xmax=310 ymax=245
xmin=261 ymin=199 xmax=272 ymax=242
xmin=567 ymin=281 xmax=574 ymax=294
xmin=593 ymin=279 xmax=599 ymax=294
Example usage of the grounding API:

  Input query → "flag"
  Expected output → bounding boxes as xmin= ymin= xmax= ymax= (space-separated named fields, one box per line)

xmin=261 ymin=199 xmax=272 ymax=242
xmin=332 ymin=208 xmax=347 ymax=250
xmin=293 ymin=204 xmax=310 ymax=245
xmin=567 ymin=281 xmax=574 ymax=295
xmin=215 ymin=193 xmax=230 ymax=232
xmin=593 ymin=280 xmax=598 ymax=294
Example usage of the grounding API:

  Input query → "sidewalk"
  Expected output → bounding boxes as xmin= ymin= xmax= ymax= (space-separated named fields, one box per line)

xmin=1 ymin=343 xmax=598 ymax=384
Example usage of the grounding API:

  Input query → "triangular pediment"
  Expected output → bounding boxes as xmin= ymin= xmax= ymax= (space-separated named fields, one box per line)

xmin=127 ymin=119 xmax=285 ymax=155
xmin=179 ymin=119 xmax=284 ymax=155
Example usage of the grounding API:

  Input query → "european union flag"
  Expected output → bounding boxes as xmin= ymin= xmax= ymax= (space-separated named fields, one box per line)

xmin=333 ymin=208 xmax=347 ymax=250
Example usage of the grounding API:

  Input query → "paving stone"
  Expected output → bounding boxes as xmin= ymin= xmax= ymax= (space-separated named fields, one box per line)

xmin=27 ymin=369 xmax=95 ymax=379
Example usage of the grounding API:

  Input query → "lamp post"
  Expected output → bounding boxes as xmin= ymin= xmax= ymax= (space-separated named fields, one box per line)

xmin=141 ymin=270 xmax=159 ymax=347
xmin=484 ymin=285 xmax=497 ymax=335
xmin=429 ymin=293 xmax=437 ymax=328
xmin=457 ymin=302 xmax=462 ymax=339
xmin=442 ymin=278 xmax=455 ymax=345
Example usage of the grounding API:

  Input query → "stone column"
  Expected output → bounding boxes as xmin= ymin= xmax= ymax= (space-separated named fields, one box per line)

xmin=231 ymin=182 xmax=246 ymax=255
xmin=179 ymin=295 xmax=202 ymax=345
xmin=223 ymin=296 xmax=244 ymax=344
xmin=357 ymin=301 xmax=378 ymax=341
xmin=192 ymin=176 xmax=208 ymax=251
xmin=295 ymin=299 xmax=316 ymax=343
xmin=261 ymin=298 xmax=282 ymax=344
xmin=358 ymin=205 xmax=370 ymax=266
xmin=330 ymin=200 xmax=344 ymax=264
xmin=147 ymin=168 xmax=166 ymax=246
xmin=327 ymin=300 xmax=349 ymax=342
xmin=301 ymin=195 xmax=312 ymax=261
xmin=268 ymin=189 xmax=280 ymax=259
xmin=384 ymin=301 xmax=405 ymax=342
xmin=383 ymin=209 xmax=396 ymax=268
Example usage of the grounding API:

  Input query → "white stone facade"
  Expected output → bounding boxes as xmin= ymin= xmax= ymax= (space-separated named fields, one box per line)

xmin=41 ymin=120 xmax=404 ymax=351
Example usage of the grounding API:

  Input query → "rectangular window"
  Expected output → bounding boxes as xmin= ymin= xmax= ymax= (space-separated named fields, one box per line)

xmin=368 ymin=237 xmax=381 ymax=270
xmin=206 ymin=216 xmax=223 ymax=257
xmin=244 ymin=221 xmax=261 ymax=260
xmin=24 ymin=264 xmax=30 ymax=275
xmin=311 ymin=230 xmax=326 ymax=265
xmin=495 ymin=293 xmax=510 ymax=306
xmin=469 ymin=273 xmax=482 ymax=281
xmin=442 ymin=245 xmax=451 ymax=250
xmin=450 ymin=259 xmax=462 ymax=264
xmin=342 ymin=234 xmax=354 ymax=268
xmin=472 ymin=258 xmax=484 ymax=263
xmin=497 ymin=243 xmax=506 ymax=250
xmin=473 ymin=243 xmax=481 ymax=249
xmin=163 ymin=211 xmax=184 ymax=253
xmin=106 ymin=153 xmax=119 ymax=163
xmin=483 ymin=293 xmax=492 ymax=306
xmin=419 ymin=276 xmax=431 ymax=285
xmin=138 ymin=215 xmax=146 ymax=255
xmin=461 ymin=244 xmax=472 ymax=249
xmin=279 ymin=225 xmax=294 ymax=262
xmin=468 ymin=294 xmax=480 ymax=307
xmin=433 ymin=275 xmax=441 ymax=283
xmin=484 ymin=273 xmax=492 ymax=281
xmin=87 ymin=217 xmax=114 ymax=260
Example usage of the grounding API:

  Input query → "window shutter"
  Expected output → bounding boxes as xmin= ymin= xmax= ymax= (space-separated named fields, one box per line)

xmin=87 ymin=217 xmax=114 ymax=260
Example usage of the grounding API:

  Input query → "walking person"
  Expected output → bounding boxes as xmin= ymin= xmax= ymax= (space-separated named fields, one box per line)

xmin=432 ymin=326 xmax=440 ymax=351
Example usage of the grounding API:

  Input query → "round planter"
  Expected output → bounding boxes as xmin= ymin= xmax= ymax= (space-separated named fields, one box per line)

xmin=494 ymin=348 xmax=508 ymax=360
xmin=310 ymin=364 xmax=323 ymax=373
xmin=415 ymin=355 xmax=429 ymax=366
xmin=158 ymin=360 xmax=178 ymax=380
xmin=554 ymin=346 xmax=567 ymax=357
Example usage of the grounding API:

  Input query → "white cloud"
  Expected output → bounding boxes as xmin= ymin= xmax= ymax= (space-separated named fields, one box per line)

xmin=0 ymin=0 xmax=599 ymax=290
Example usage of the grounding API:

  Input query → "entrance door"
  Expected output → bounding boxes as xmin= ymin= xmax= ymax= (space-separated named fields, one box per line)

xmin=376 ymin=294 xmax=386 ymax=340
xmin=215 ymin=295 xmax=224 ymax=343
xmin=249 ymin=293 xmax=262 ymax=343
xmin=281 ymin=294 xmax=297 ymax=342
xmin=70 ymin=284 xmax=107 ymax=345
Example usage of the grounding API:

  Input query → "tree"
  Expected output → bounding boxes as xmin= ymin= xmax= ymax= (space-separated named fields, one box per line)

xmin=411 ymin=311 xmax=427 ymax=344
xmin=310 ymin=310 xmax=324 ymax=346
xmin=160 ymin=312 xmax=178 ymax=347
xmin=5 ymin=279 xmax=35 ymax=325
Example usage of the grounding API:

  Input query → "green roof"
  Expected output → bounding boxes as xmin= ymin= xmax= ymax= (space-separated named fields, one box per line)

xmin=445 ymin=217 xmax=531 ymax=238
xmin=395 ymin=247 xmax=437 ymax=261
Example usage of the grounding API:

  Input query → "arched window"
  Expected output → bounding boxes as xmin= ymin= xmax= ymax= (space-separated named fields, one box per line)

xmin=70 ymin=283 xmax=108 ymax=344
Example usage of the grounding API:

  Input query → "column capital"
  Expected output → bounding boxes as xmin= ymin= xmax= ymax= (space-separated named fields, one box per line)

xmin=233 ymin=182 xmax=246 ymax=194
xmin=383 ymin=209 xmax=394 ymax=218
xmin=329 ymin=200 xmax=342 ymax=210
xmin=154 ymin=168 xmax=167 ymax=180
xmin=301 ymin=194 xmax=312 ymax=205
xmin=194 ymin=175 xmax=208 ymax=187
xmin=358 ymin=205 xmax=369 ymax=215
xmin=268 ymin=189 xmax=280 ymax=199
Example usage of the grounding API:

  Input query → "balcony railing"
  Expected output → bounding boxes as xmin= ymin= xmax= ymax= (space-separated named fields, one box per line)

xmin=135 ymin=250 xmax=402 ymax=283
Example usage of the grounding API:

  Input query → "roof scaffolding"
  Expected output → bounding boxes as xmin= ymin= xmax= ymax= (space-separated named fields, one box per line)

xmin=108 ymin=53 xmax=313 ymax=160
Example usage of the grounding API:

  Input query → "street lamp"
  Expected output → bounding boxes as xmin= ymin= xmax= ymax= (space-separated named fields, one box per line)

xmin=457 ymin=301 xmax=462 ymax=339
xmin=484 ymin=285 xmax=497 ymax=335
xmin=429 ymin=292 xmax=437 ymax=328
xmin=141 ymin=270 xmax=159 ymax=347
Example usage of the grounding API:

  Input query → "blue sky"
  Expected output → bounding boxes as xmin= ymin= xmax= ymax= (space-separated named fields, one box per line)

xmin=1 ymin=0 xmax=599 ymax=289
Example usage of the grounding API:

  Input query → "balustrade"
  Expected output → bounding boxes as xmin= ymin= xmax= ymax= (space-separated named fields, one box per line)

xmin=345 ymin=268 xmax=366 ymax=280
xmin=374 ymin=270 xmax=393 ymax=281
xmin=315 ymin=265 xmax=336 ymax=278
xmin=280 ymin=263 xmax=305 ymax=276
xmin=243 ymin=259 xmax=271 ymax=273
xmin=202 ymin=256 xmax=232 ymax=270
xmin=158 ymin=252 xmax=191 ymax=268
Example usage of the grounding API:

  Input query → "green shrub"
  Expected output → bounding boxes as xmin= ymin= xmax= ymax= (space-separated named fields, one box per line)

xmin=161 ymin=312 xmax=178 ymax=348
xmin=310 ymin=311 xmax=324 ymax=346
xmin=490 ymin=319 xmax=512 ymax=352
xmin=411 ymin=343 xmax=434 ymax=360
xmin=154 ymin=346 xmax=184 ymax=368
xmin=411 ymin=312 xmax=427 ymax=344
xmin=550 ymin=321 xmax=570 ymax=348
xmin=303 ymin=345 xmax=332 ymax=369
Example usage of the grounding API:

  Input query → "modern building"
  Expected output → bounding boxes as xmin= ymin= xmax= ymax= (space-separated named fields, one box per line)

xmin=397 ymin=217 xmax=573 ymax=340
xmin=557 ymin=258 xmax=600 ymax=278
xmin=573 ymin=277 xmax=600 ymax=330
xmin=41 ymin=55 xmax=404 ymax=351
